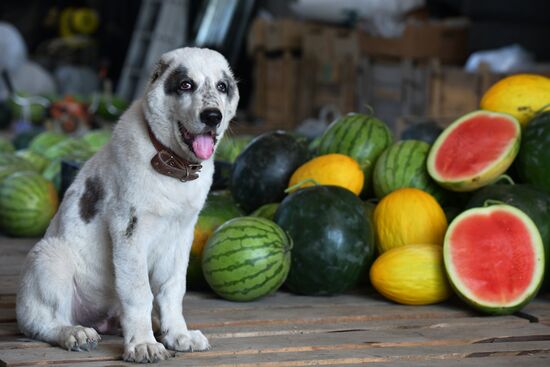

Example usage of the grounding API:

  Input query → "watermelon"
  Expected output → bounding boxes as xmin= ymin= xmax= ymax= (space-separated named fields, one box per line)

xmin=0 ymin=137 xmax=15 ymax=153
xmin=188 ymin=191 xmax=243 ymax=289
xmin=91 ymin=94 xmax=128 ymax=121
xmin=43 ymin=138 xmax=93 ymax=161
xmin=444 ymin=205 xmax=545 ymax=314
xmin=81 ymin=129 xmax=112 ymax=153
xmin=275 ymin=185 xmax=375 ymax=295
xmin=316 ymin=113 xmax=393 ymax=194
xmin=516 ymin=111 xmax=550 ymax=193
xmin=250 ymin=203 xmax=279 ymax=221
xmin=201 ymin=216 xmax=292 ymax=301
xmin=427 ymin=110 xmax=521 ymax=192
xmin=0 ymin=153 xmax=36 ymax=172
xmin=466 ymin=184 xmax=550 ymax=290
xmin=15 ymin=149 xmax=49 ymax=172
xmin=400 ymin=121 xmax=443 ymax=144
xmin=212 ymin=161 xmax=232 ymax=190
xmin=215 ymin=135 xmax=253 ymax=163
xmin=230 ymin=131 xmax=308 ymax=213
xmin=373 ymin=140 xmax=447 ymax=204
xmin=0 ymin=171 xmax=59 ymax=237
xmin=29 ymin=132 xmax=67 ymax=155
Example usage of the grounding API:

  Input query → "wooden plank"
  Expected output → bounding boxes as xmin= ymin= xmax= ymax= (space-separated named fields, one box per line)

xmin=40 ymin=355 xmax=550 ymax=367
xmin=0 ymin=277 xmax=18 ymax=296
xmin=2 ymin=321 xmax=549 ymax=366
xmin=3 ymin=339 xmax=550 ymax=367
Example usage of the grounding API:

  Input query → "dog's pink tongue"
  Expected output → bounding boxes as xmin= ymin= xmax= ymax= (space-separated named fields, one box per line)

xmin=192 ymin=134 xmax=215 ymax=160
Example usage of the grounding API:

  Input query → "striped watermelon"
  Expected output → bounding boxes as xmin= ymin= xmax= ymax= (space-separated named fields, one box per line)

xmin=0 ymin=137 xmax=15 ymax=153
xmin=0 ymin=153 xmax=36 ymax=172
xmin=317 ymin=113 xmax=392 ymax=194
xmin=202 ymin=216 xmax=292 ymax=302
xmin=29 ymin=132 xmax=67 ymax=155
xmin=373 ymin=140 xmax=447 ymax=204
xmin=0 ymin=171 xmax=59 ymax=237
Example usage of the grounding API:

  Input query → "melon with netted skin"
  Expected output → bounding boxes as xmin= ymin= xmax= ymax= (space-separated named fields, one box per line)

xmin=427 ymin=111 xmax=521 ymax=192
xmin=444 ymin=205 xmax=545 ymax=315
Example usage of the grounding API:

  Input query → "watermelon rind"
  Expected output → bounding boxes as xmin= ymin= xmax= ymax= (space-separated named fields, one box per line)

xmin=202 ymin=216 xmax=292 ymax=302
xmin=443 ymin=205 xmax=544 ymax=314
xmin=427 ymin=110 xmax=521 ymax=192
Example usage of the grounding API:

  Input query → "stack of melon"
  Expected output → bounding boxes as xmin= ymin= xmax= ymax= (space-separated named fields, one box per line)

xmin=191 ymin=73 xmax=550 ymax=316
xmin=0 ymin=129 xmax=112 ymax=237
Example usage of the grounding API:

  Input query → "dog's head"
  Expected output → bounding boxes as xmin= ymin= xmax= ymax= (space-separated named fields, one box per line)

xmin=142 ymin=47 xmax=239 ymax=162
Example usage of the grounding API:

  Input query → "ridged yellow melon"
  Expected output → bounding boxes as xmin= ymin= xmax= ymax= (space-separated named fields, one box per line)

xmin=370 ymin=244 xmax=452 ymax=305
xmin=373 ymin=188 xmax=448 ymax=253
xmin=287 ymin=153 xmax=364 ymax=195
xmin=480 ymin=74 xmax=550 ymax=127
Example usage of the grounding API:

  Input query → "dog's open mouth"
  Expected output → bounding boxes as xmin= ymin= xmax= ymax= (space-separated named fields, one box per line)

xmin=178 ymin=121 xmax=217 ymax=160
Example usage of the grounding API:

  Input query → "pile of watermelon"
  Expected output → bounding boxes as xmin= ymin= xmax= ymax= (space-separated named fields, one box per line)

xmin=190 ymin=76 xmax=550 ymax=314
xmin=0 ymin=129 xmax=112 ymax=237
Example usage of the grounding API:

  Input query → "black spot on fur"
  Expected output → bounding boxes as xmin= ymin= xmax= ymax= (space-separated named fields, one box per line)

xmin=151 ymin=61 xmax=169 ymax=82
xmin=164 ymin=66 xmax=194 ymax=95
xmin=79 ymin=177 xmax=104 ymax=223
xmin=222 ymin=71 xmax=236 ymax=101
xmin=125 ymin=207 xmax=138 ymax=238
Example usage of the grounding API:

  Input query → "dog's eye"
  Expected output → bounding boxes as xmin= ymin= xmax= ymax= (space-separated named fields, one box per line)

xmin=179 ymin=80 xmax=193 ymax=92
xmin=216 ymin=82 xmax=227 ymax=93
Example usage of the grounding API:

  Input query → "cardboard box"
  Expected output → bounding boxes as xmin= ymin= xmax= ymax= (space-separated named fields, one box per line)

xmin=360 ymin=18 xmax=469 ymax=63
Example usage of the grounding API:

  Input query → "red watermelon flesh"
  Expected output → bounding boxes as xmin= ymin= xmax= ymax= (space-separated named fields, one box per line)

xmin=444 ymin=205 xmax=544 ymax=314
xmin=434 ymin=113 xmax=517 ymax=180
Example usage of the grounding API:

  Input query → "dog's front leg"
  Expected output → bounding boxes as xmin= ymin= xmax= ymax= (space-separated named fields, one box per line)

xmin=110 ymin=218 xmax=173 ymax=363
xmin=154 ymin=234 xmax=210 ymax=352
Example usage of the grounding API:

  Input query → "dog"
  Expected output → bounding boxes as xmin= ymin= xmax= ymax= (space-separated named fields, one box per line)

xmin=16 ymin=47 xmax=239 ymax=363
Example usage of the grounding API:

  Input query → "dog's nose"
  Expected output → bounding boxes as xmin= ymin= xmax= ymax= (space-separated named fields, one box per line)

xmin=200 ymin=108 xmax=222 ymax=127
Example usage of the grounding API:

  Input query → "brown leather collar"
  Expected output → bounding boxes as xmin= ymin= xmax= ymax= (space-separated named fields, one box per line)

xmin=147 ymin=124 xmax=202 ymax=182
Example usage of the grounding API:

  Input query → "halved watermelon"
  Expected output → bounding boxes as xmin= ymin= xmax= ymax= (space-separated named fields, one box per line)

xmin=427 ymin=111 xmax=521 ymax=191
xmin=444 ymin=205 xmax=544 ymax=314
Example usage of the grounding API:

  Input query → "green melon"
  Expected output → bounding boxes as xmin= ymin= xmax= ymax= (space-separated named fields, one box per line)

xmin=202 ymin=216 xmax=292 ymax=301
xmin=373 ymin=140 xmax=447 ymax=203
xmin=444 ymin=205 xmax=544 ymax=314
xmin=188 ymin=191 xmax=244 ymax=289
xmin=29 ymin=132 xmax=68 ymax=155
xmin=516 ymin=111 xmax=550 ymax=193
xmin=316 ymin=113 xmax=393 ymax=194
xmin=82 ymin=129 xmax=112 ymax=153
xmin=275 ymin=185 xmax=375 ymax=295
xmin=0 ymin=171 xmax=59 ymax=237
xmin=250 ymin=203 xmax=279 ymax=220
xmin=43 ymin=138 xmax=93 ymax=161
xmin=15 ymin=150 xmax=50 ymax=173
xmin=0 ymin=153 xmax=36 ymax=172
xmin=0 ymin=137 xmax=15 ymax=153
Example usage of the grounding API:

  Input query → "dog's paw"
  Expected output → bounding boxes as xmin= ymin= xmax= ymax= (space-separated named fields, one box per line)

xmin=123 ymin=342 xmax=174 ymax=363
xmin=161 ymin=329 xmax=210 ymax=352
xmin=59 ymin=325 xmax=101 ymax=352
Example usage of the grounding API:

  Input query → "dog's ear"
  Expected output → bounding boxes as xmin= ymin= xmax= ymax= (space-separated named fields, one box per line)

xmin=150 ymin=61 xmax=169 ymax=83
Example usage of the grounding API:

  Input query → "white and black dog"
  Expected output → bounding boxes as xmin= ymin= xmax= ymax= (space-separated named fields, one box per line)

xmin=16 ymin=47 xmax=239 ymax=363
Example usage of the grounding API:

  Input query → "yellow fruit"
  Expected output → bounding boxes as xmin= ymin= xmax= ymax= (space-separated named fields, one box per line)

xmin=287 ymin=153 xmax=364 ymax=195
xmin=370 ymin=243 xmax=453 ymax=305
xmin=480 ymin=74 xmax=550 ymax=127
xmin=373 ymin=188 xmax=447 ymax=253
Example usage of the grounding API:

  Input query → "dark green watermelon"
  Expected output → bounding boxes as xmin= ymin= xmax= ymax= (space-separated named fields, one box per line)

xmin=230 ymin=131 xmax=308 ymax=213
xmin=274 ymin=185 xmax=375 ymax=295
xmin=516 ymin=111 xmax=550 ymax=193
xmin=400 ymin=121 xmax=443 ymax=144
xmin=466 ymin=184 xmax=550 ymax=291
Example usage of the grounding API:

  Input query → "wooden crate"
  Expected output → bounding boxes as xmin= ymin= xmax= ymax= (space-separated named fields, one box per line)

xmin=247 ymin=18 xmax=304 ymax=55
xmin=1 ymin=237 xmax=550 ymax=366
xmin=357 ymin=58 xmax=430 ymax=131
xmin=251 ymin=51 xmax=302 ymax=130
